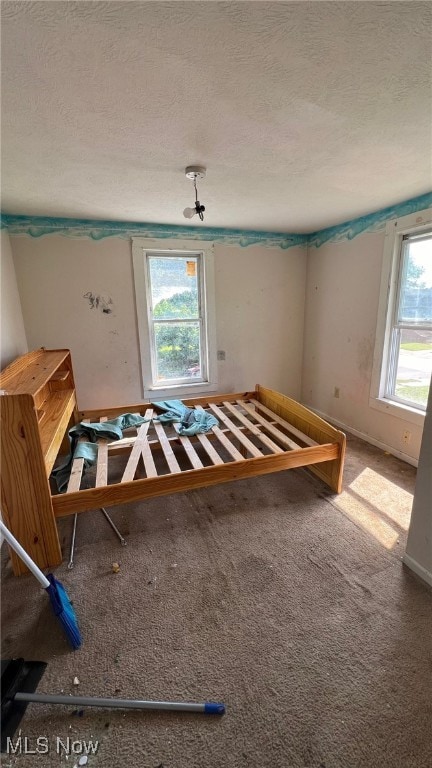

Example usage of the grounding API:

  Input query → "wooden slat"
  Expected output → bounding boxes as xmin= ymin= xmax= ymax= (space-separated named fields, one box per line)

xmin=173 ymin=424 xmax=203 ymax=470
xmin=195 ymin=405 xmax=244 ymax=461
xmin=78 ymin=390 xmax=258 ymax=422
xmin=223 ymin=401 xmax=284 ymax=454
xmin=209 ymin=425 xmax=244 ymax=461
xmin=107 ymin=421 xmax=252 ymax=453
xmin=67 ymin=418 xmax=90 ymax=493
xmin=107 ymin=435 xmax=138 ymax=449
xmin=238 ymin=401 xmax=301 ymax=451
xmin=121 ymin=410 xmax=155 ymax=482
xmin=153 ymin=420 xmax=181 ymax=473
xmin=195 ymin=432 xmax=224 ymax=465
xmin=131 ymin=411 xmax=154 ymax=489
xmin=249 ymin=398 xmax=317 ymax=447
xmin=208 ymin=403 xmax=263 ymax=458
xmin=95 ymin=416 xmax=109 ymax=487
xmin=140 ymin=439 xmax=158 ymax=479
xmin=53 ymin=443 xmax=340 ymax=518
xmin=67 ymin=458 xmax=85 ymax=493
xmin=113 ymin=416 xmax=224 ymax=468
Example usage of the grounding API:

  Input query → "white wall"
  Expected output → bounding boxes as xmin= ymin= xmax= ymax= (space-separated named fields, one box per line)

xmin=0 ymin=229 xmax=28 ymax=369
xmin=215 ymin=243 xmax=306 ymax=395
xmin=404 ymin=384 xmax=432 ymax=586
xmin=302 ymin=231 xmax=424 ymax=463
xmin=10 ymin=235 xmax=306 ymax=409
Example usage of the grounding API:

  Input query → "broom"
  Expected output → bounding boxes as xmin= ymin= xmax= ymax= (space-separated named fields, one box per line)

xmin=0 ymin=521 xmax=82 ymax=650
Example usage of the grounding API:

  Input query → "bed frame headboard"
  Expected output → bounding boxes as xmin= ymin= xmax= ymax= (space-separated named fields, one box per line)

xmin=0 ymin=348 xmax=78 ymax=574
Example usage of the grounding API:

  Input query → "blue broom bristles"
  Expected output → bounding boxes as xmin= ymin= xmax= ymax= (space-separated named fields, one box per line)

xmin=46 ymin=574 xmax=82 ymax=650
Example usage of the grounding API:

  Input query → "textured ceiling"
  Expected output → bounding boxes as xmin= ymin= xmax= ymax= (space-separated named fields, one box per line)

xmin=1 ymin=1 xmax=431 ymax=233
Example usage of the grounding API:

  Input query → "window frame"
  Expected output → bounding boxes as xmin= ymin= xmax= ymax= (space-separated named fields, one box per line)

xmin=132 ymin=237 xmax=217 ymax=400
xmin=370 ymin=208 xmax=432 ymax=425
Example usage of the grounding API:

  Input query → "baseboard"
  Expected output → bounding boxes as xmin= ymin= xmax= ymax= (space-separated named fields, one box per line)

xmin=403 ymin=553 xmax=432 ymax=587
xmin=303 ymin=404 xmax=419 ymax=468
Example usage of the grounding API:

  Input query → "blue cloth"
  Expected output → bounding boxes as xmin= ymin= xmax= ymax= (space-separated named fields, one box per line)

xmin=152 ymin=399 xmax=218 ymax=436
xmin=51 ymin=414 xmax=149 ymax=493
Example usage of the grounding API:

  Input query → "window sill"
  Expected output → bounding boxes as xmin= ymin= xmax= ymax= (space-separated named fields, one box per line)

xmin=144 ymin=381 xmax=218 ymax=401
xmin=369 ymin=396 xmax=426 ymax=426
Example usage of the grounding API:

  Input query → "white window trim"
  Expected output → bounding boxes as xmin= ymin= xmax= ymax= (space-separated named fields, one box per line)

xmin=370 ymin=208 xmax=432 ymax=426
xmin=132 ymin=237 xmax=217 ymax=400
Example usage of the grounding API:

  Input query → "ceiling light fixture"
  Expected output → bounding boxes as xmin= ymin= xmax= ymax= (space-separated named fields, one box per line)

xmin=183 ymin=166 xmax=206 ymax=221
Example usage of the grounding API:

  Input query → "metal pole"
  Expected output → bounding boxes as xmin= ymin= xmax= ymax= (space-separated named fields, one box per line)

xmin=100 ymin=508 xmax=127 ymax=546
xmin=14 ymin=692 xmax=225 ymax=715
xmin=67 ymin=514 xmax=78 ymax=569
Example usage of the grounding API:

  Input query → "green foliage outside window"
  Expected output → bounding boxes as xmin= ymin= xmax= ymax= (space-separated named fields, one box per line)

xmin=154 ymin=289 xmax=201 ymax=379
xmin=154 ymin=288 xmax=199 ymax=320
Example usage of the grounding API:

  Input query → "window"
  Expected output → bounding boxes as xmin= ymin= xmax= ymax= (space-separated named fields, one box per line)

xmin=386 ymin=233 xmax=432 ymax=409
xmin=132 ymin=239 xmax=217 ymax=398
xmin=371 ymin=209 xmax=432 ymax=422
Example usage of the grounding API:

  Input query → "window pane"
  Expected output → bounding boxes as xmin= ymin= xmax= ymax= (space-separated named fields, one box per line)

xmin=149 ymin=256 xmax=199 ymax=319
xmin=154 ymin=322 xmax=201 ymax=381
xmin=394 ymin=329 xmax=432 ymax=408
xmin=399 ymin=237 xmax=432 ymax=323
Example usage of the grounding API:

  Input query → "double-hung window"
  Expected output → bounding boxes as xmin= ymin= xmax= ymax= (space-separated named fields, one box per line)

xmin=386 ymin=232 xmax=432 ymax=409
xmin=132 ymin=238 xmax=217 ymax=399
xmin=371 ymin=209 xmax=432 ymax=421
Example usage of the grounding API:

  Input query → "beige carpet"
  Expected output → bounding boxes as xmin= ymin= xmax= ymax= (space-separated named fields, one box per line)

xmin=1 ymin=435 xmax=431 ymax=768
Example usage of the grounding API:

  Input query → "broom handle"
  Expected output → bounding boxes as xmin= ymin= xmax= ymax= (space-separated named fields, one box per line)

xmin=0 ymin=520 xmax=50 ymax=589
xmin=15 ymin=692 xmax=225 ymax=715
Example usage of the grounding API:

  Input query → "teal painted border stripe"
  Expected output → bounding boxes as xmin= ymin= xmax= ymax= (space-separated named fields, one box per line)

xmin=1 ymin=192 xmax=431 ymax=248
xmin=308 ymin=191 xmax=432 ymax=248
xmin=0 ymin=214 xmax=306 ymax=250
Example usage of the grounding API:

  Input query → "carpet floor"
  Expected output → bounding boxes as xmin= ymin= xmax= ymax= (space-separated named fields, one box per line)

xmin=1 ymin=434 xmax=431 ymax=768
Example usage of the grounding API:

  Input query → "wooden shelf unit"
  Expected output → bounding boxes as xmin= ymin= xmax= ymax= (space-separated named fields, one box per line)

xmin=0 ymin=349 xmax=78 ymax=574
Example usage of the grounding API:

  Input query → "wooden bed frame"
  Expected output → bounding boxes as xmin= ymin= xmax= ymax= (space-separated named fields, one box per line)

xmin=0 ymin=349 xmax=346 ymax=576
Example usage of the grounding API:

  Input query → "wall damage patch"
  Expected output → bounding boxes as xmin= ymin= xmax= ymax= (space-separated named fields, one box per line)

xmin=83 ymin=292 xmax=114 ymax=314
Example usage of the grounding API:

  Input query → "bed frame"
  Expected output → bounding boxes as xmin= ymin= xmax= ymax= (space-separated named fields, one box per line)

xmin=0 ymin=349 xmax=346 ymax=576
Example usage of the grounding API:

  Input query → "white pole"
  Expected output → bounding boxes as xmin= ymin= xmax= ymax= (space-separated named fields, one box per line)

xmin=0 ymin=520 xmax=50 ymax=589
